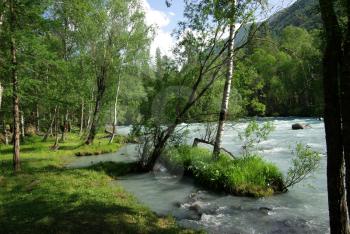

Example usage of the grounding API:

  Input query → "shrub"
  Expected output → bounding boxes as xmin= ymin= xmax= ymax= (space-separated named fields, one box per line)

xmin=283 ymin=143 xmax=322 ymax=191
xmin=238 ymin=120 xmax=275 ymax=156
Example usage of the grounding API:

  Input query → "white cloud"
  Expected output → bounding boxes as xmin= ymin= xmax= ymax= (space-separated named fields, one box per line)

xmin=169 ymin=12 xmax=176 ymax=16
xmin=141 ymin=0 xmax=174 ymax=58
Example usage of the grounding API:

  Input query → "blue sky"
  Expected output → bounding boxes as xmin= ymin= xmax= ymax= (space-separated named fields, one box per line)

xmin=143 ymin=0 xmax=297 ymax=57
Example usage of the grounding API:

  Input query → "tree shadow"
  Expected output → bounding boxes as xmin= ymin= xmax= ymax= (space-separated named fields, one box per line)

xmin=0 ymin=197 xmax=185 ymax=234
xmin=0 ymin=146 xmax=42 ymax=155
xmin=58 ymin=143 xmax=84 ymax=151
xmin=86 ymin=161 xmax=141 ymax=178
xmin=0 ymin=165 xmax=193 ymax=234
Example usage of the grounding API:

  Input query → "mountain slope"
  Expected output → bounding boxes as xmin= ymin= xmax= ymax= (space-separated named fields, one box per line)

xmin=268 ymin=0 xmax=322 ymax=33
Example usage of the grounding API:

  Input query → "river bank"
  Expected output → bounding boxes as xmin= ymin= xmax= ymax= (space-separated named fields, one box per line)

xmin=0 ymin=135 xmax=198 ymax=234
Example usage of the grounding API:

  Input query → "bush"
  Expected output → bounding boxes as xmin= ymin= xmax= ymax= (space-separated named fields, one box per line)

xmin=283 ymin=143 xmax=322 ymax=191
xmin=238 ymin=120 xmax=275 ymax=156
xmin=165 ymin=146 xmax=284 ymax=197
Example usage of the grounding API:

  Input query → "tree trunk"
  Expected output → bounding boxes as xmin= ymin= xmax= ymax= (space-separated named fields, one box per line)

xmin=79 ymin=99 xmax=84 ymax=136
xmin=85 ymin=66 xmax=107 ymax=145
xmin=36 ymin=104 xmax=40 ymax=133
xmin=85 ymin=88 xmax=94 ymax=136
xmin=43 ymin=106 xmax=57 ymax=142
xmin=213 ymin=23 xmax=235 ymax=158
xmin=20 ymin=111 xmax=25 ymax=140
xmin=142 ymin=135 xmax=170 ymax=172
xmin=60 ymin=110 xmax=68 ymax=142
xmin=0 ymin=82 xmax=3 ymax=111
xmin=319 ymin=0 xmax=350 ymax=232
xmin=52 ymin=108 xmax=60 ymax=150
xmin=109 ymin=75 xmax=121 ymax=144
xmin=10 ymin=0 xmax=20 ymax=172
xmin=193 ymin=138 xmax=235 ymax=159
xmin=341 ymin=4 xmax=350 ymax=217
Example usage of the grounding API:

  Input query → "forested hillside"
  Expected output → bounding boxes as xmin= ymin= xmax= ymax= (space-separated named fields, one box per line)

xmin=232 ymin=0 xmax=323 ymax=117
xmin=268 ymin=0 xmax=321 ymax=33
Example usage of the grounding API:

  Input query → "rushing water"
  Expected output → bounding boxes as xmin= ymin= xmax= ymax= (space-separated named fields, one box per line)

xmin=69 ymin=118 xmax=329 ymax=233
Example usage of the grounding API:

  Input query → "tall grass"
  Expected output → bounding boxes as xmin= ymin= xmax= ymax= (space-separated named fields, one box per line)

xmin=166 ymin=146 xmax=284 ymax=197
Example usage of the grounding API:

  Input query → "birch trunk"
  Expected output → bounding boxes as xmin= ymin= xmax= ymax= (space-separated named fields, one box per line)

xmin=60 ymin=110 xmax=68 ymax=142
xmin=10 ymin=0 xmax=20 ymax=172
xmin=20 ymin=111 xmax=25 ymax=139
xmin=213 ymin=23 xmax=235 ymax=158
xmin=86 ymin=88 xmax=94 ymax=135
xmin=109 ymin=75 xmax=121 ymax=144
xmin=79 ymin=99 xmax=84 ymax=135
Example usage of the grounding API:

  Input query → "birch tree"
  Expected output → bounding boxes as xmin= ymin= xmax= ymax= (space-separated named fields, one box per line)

xmin=212 ymin=0 xmax=267 ymax=158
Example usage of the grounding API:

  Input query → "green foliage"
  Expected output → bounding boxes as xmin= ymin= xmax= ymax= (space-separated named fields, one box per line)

xmin=283 ymin=143 xmax=322 ymax=191
xmin=239 ymin=121 xmax=275 ymax=156
xmin=166 ymin=145 xmax=284 ymax=197
xmin=236 ymin=26 xmax=323 ymax=117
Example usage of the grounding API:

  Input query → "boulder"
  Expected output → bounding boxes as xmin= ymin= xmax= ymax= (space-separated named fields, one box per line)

xmin=292 ymin=123 xmax=306 ymax=130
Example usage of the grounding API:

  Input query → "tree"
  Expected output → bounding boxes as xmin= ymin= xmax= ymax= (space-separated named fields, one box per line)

xmin=85 ymin=0 xmax=150 ymax=145
xmin=213 ymin=0 xmax=236 ymax=158
xmin=1 ymin=0 xmax=50 ymax=171
xmin=138 ymin=0 xmax=255 ymax=170
xmin=318 ymin=0 xmax=350 ymax=233
xmin=209 ymin=0 xmax=267 ymax=158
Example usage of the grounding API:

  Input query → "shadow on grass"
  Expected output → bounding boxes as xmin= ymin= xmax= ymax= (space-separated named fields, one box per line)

xmin=0 ymin=197 xmax=183 ymax=234
xmin=0 ymin=146 xmax=45 ymax=155
xmin=0 ymin=163 xmax=193 ymax=234
xmin=86 ymin=161 xmax=141 ymax=178
xmin=0 ymin=159 xmax=63 ymax=174
xmin=58 ymin=143 xmax=85 ymax=151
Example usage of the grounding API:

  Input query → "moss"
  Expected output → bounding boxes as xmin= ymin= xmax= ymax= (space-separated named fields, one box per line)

xmin=0 ymin=135 xmax=199 ymax=234
xmin=165 ymin=145 xmax=284 ymax=197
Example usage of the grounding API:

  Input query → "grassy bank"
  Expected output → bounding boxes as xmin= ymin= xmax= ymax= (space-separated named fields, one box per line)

xmin=0 ymin=135 xmax=198 ymax=234
xmin=165 ymin=146 xmax=284 ymax=197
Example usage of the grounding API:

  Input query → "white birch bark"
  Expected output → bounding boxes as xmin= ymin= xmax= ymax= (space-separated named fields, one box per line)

xmin=213 ymin=23 xmax=235 ymax=158
xmin=109 ymin=74 xmax=121 ymax=143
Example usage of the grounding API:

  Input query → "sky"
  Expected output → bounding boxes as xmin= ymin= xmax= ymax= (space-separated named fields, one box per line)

xmin=142 ymin=0 xmax=297 ymax=58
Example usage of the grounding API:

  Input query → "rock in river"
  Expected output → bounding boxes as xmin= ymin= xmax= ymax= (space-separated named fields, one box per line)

xmin=292 ymin=123 xmax=310 ymax=130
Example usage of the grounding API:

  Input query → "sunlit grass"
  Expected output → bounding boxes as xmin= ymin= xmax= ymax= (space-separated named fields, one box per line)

xmin=0 ymin=135 xmax=199 ymax=234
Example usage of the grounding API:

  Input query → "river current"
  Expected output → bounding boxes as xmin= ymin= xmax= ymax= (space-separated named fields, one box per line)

xmin=69 ymin=118 xmax=329 ymax=233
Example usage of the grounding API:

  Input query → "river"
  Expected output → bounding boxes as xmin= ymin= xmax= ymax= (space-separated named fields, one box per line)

xmin=69 ymin=118 xmax=329 ymax=233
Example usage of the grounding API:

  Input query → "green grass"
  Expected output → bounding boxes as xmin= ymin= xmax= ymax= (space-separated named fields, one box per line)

xmin=165 ymin=145 xmax=284 ymax=197
xmin=0 ymin=135 xmax=199 ymax=234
